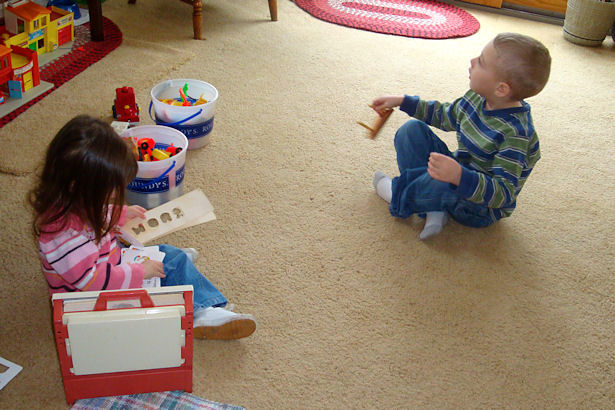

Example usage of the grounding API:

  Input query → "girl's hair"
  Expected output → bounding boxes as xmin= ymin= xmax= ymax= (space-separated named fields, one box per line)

xmin=29 ymin=115 xmax=138 ymax=243
xmin=493 ymin=32 xmax=551 ymax=101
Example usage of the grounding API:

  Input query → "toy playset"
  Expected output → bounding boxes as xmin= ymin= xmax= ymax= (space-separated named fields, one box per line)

xmin=0 ymin=0 xmax=74 ymax=115
xmin=1 ymin=1 xmax=74 ymax=56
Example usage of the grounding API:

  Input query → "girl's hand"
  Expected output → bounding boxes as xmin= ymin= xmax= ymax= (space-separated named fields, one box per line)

xmin=427 ymin=153 xmax=462 ymax=186
xmin=371 ymin=95 xmax=404 ymax=114
xmin=141 ymin=260 xmax=165 ymax=279
xmin=126 ymin=205 xmax=146 ymax=220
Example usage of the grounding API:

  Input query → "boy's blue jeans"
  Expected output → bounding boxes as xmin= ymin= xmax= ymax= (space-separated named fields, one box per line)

xmin=389 ymin=120 xmax=495 ymax=228
xmin=159 ymin=244 xmax=227 ymax=310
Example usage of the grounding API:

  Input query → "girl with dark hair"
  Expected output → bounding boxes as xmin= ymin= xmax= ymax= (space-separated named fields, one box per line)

xmin=30 ymin=115 xmax=255 ymax=340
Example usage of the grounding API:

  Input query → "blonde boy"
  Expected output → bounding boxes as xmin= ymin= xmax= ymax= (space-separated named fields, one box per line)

xmin=372 ymin=33 xmax=551 ymax=239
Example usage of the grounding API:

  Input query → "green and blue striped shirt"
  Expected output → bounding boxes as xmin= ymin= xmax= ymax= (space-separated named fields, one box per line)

xmin=400 ymin=90 xmax=540 ymax=219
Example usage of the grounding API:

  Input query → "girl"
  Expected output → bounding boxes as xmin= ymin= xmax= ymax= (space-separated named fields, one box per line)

xmin=29 ymin=115 xmax=255 ymax=340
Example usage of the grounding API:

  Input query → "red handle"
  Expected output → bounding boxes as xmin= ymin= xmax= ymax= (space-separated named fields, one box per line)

xmin=93 ymin=289 xmax=154 ymax=311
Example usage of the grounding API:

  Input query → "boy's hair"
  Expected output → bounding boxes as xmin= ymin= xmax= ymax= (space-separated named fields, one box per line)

xmin=493 ymin=32 xmax=551 ymax=101
xmin=29 ymin=115 xmax=138 ymax=243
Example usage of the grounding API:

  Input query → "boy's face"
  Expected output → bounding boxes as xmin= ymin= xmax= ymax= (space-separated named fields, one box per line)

xmin=469 ymin=40 xmax=503 ymax=99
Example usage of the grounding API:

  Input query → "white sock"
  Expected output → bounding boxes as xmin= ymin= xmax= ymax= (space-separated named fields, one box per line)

xmin=373 ymin=171 xmax=392 ymax=203
xmin=419 ymin=212 xmax=448 ymax=240
xmin=182 ymin=248 xmax=198 ymax=263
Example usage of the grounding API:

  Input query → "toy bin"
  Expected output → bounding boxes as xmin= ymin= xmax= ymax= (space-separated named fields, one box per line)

xmin=122 ymin=125 xmax=188 ymax=209
xmin=150 ymin=79 xmax=218 ymax=149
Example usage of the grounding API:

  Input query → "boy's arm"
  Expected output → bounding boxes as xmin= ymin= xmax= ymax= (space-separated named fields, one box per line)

xmin=399 ymin=95 xmax=463 ymax=132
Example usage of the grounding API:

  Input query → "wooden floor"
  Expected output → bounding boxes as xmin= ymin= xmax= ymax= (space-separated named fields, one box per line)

xmin=447 ymin=0 xmax=565 ymax=25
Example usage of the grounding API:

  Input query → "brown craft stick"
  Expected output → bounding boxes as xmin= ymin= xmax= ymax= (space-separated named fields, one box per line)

xmin=358 ymin=105 xmax=393 ymax=139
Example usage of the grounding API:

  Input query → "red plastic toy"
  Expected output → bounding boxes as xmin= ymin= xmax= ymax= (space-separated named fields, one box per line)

xmin=165 ymin=144 xmax=182 ymax=156
xmin=112 ymin=86 xmax=140 ymax=123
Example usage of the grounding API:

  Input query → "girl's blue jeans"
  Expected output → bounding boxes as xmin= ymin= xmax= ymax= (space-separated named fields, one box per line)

xmin=389 ymin=120 xmax=495 ymax=228
xmin=158 ymin=244 xmax=227 ymax=310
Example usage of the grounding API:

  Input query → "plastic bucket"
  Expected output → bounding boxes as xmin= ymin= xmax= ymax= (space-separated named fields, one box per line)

xmin=122 ymin=125 xmax=188 ymax=209
xmin=150 ymin=79 xmax=218 ymax=149
xmin=563 ymin=0 xmax=615 ymax=46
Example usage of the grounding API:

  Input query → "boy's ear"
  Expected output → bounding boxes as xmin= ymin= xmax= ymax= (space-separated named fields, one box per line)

xmin=494 ymin=81 xmax=513 ymax=98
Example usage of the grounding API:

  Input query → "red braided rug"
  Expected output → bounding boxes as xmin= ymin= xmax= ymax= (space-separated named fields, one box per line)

xmin=0 ymin=17 xmax=122 ymax=128
xmin=294 ymin=0 xmax=480 ymax=39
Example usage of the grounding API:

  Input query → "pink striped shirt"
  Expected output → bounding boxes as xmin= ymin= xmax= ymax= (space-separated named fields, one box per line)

xmin=39 ymin=206 xmax=145 ymax=295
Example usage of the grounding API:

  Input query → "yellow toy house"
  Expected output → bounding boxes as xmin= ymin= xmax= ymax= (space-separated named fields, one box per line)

xmin=2 ymin=0 xmax=74 ymax=55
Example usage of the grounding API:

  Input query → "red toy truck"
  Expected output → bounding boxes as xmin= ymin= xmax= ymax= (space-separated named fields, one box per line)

xmin=112 ymin=86 xmax=140 ymax=123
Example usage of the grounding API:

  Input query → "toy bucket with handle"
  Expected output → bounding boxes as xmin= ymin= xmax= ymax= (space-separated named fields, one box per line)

xmin=150 ymin=79 xmax=218 ymax=149
xmin=122 ymin=125 xmax=188 ymax=209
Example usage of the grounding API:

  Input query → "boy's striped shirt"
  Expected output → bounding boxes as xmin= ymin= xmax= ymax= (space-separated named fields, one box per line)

xmin=400 ymin=90 xmax=540 ymax=220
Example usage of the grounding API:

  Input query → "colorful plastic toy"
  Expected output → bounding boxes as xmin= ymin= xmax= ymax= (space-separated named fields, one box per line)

xmin=165 ymin=144 xmax=182 ymax=156
xmin=112 ymin=86 xmax=140 ymax=123
xmin=2 ymin=2 xmax=74 ymax=54
xmin=131 ymin=137 xmax=182 ymax=162
xmin=159 ymin=83 xmax=208 ymax=107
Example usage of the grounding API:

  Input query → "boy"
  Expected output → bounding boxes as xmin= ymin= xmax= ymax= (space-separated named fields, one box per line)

xmin=371 ymin=33 xmax=551 ymax=240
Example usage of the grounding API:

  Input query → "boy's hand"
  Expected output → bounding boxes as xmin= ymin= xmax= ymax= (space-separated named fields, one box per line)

xmin=371 ymin=95 xmax=404 ymax=115
xmin=428 ymin=153 xmax=462 ymax=186
xmin=126 ymin=205 xmax=146 ymax=220
xmin=141 ymin=260 xmax=165 ymax=279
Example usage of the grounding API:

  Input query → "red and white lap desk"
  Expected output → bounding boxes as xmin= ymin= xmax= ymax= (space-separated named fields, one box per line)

xmin=52 ymin=285 xmax=194 ymax=404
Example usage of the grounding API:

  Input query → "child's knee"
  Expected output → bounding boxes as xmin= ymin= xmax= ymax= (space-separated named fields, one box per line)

xmin=395 ymin=120 xmax=427 ymax=143
xmin=394 ymin=120 xmax=430 ymax=153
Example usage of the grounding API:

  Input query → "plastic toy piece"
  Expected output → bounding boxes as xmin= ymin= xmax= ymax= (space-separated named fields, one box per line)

xmin=165 ymin=144 xmax=182 ymax=156
xmin=151 ymin=148 xmax=170 ymax=161
xmin=357 ymin=105 xmax=393 ymax=139
xmin=178 ymin=88 xmax=192 ymax=106
xmin=112 ymin=86 xmax=140 ymax=123
xmin=138 ymin=137 xmax=155 ymax=155
xmin=194 ymin=93 xmax=208 ymax=106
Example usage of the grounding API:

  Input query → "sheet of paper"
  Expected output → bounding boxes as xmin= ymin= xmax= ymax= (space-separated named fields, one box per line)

xmin=0 ymin=357 xmax=22 ymax=391
xmin=120 ymin=246 xmax=165 ymax=288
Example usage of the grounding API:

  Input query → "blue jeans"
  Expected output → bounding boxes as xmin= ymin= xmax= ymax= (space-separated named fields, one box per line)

xmin=389 ymin=120 xmax=495 ymax=228
xmin=158 ymin=244 xmax=227 ymax=310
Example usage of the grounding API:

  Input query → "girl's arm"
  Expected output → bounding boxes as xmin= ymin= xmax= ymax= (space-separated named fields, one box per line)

xmin=40 ymin=228 xmax=145 ymax=292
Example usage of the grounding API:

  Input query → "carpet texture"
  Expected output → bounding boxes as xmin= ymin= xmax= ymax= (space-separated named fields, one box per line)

xmin=294 ymin=0 xmax=480 ymax=38
xmin=0 ymin=0 xmax=614 ymax=408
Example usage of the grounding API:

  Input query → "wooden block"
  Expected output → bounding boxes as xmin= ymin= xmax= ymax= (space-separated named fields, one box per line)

xmin=358 ymin=107 xmax=393 ymax=139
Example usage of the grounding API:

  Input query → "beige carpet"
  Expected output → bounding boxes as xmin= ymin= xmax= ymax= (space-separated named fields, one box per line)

xmin=1 ymin=0 xmax=614 ymax=408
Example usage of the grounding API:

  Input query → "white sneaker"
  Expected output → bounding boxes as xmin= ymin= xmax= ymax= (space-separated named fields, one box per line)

xmin=193 ymin=306 xmax=256 ymax=340
xmin=182 ymin=248 xmax=198 ymax=263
